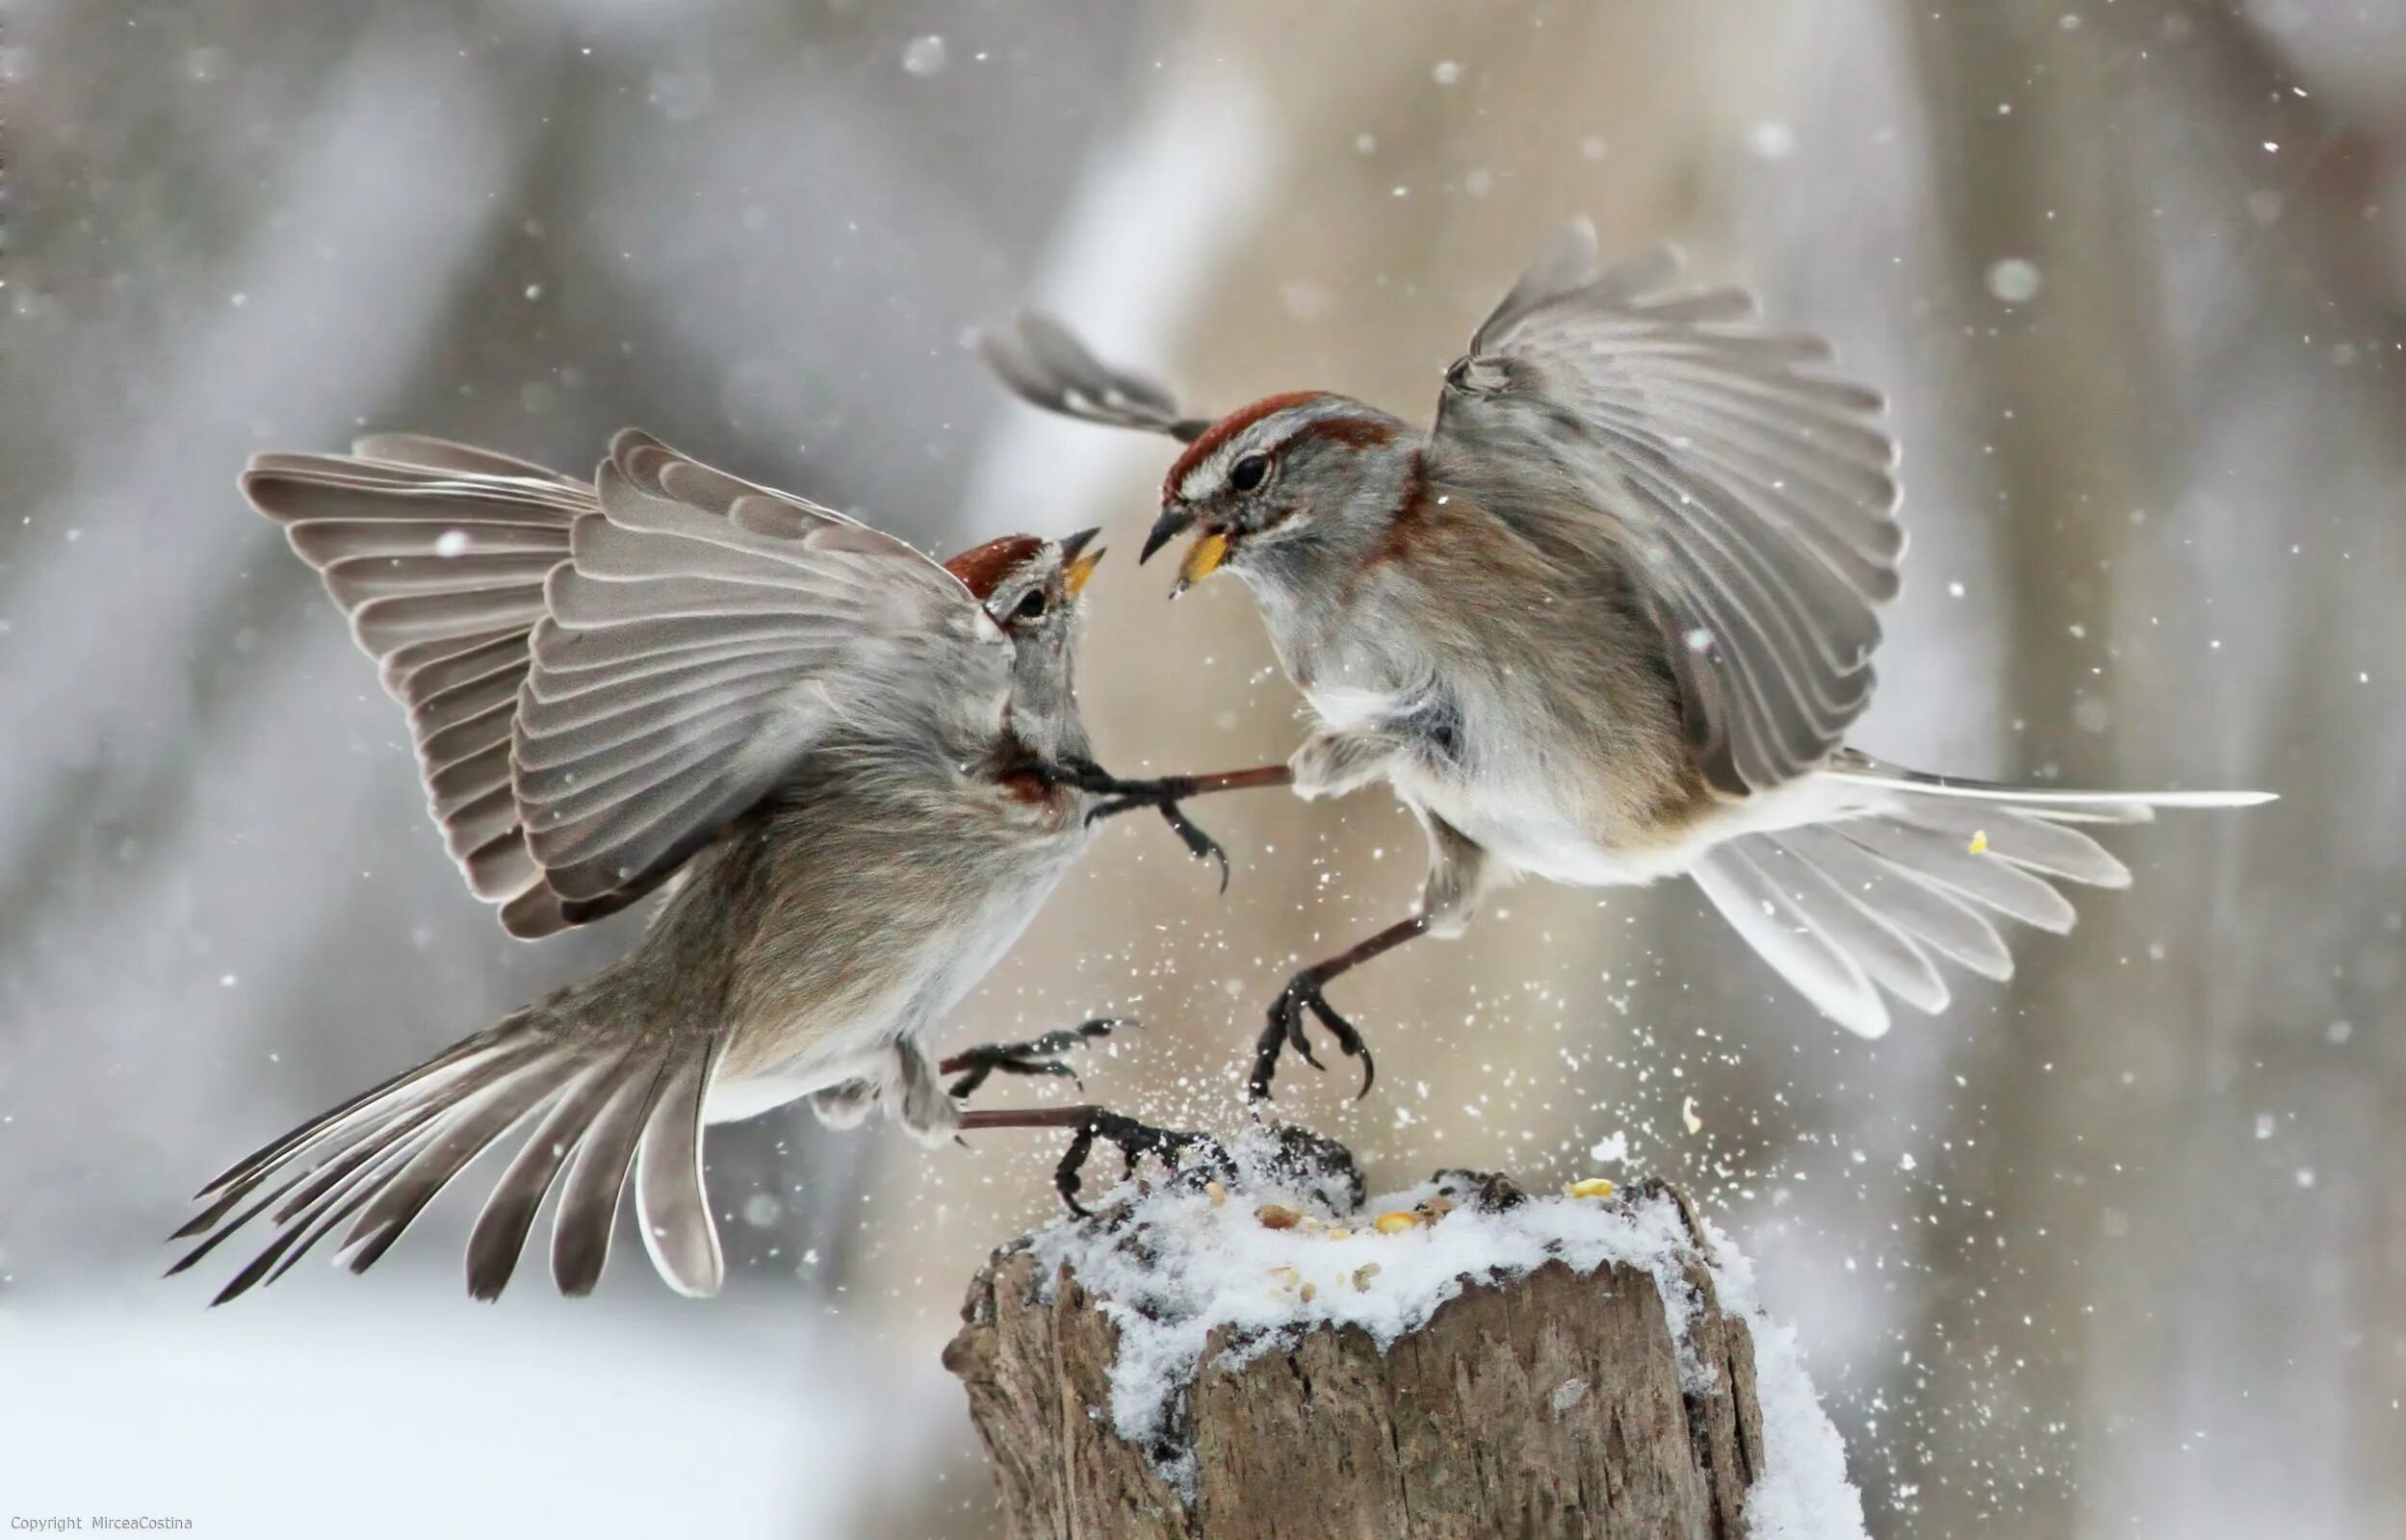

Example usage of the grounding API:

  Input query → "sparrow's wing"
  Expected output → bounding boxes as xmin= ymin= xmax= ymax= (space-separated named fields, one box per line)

xmin=243 ymin=436 xmax=593 ymax=937
xmin=978 ymin=312 xmax=1214 ymax=442
xmin=514 ymin=430 xmax=1009 ymax=913
xmin=1431 ymin=221 xmax=1902 ymax=796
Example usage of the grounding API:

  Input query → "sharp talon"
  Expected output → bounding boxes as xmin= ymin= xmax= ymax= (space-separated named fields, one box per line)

xmin=1074 ymin=762 xmax=1240 ymax=890
xmin=944 ymin=1017 xmax=1125 ymax=1104
xmin=1051 ymin=1110 xmax=1231 ymax=1217
xmin=1246 ymin=977 xmax=1376 ymax=1102
xmin=1300 ymin=991 xmax=1372 ymax=1100
xmin=1156 ymin=803 xmax=1232 ymax=892
xmin=1283 ymin=999 xmax=1324 ymax=1069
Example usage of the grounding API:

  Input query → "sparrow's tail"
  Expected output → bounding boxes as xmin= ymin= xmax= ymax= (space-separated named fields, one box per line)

xmin=1692 ymin=759 xmax=2272 ymax=1038
xmin=168 ymin=998 xmax=723 ymax=1304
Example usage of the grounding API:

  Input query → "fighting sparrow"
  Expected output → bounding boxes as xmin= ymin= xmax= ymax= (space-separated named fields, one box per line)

xmin=172 ymin=429 xmax=1214 ymax=1301
xmin=984 ymin=222 xmax=2272 ymax=1097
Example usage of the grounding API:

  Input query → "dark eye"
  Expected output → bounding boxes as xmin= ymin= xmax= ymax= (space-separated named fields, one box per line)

xmin=1228 ymin=453 xmax=1270 ymax=493
xmin=1014 ymin=589 xmax=1048 ymax=620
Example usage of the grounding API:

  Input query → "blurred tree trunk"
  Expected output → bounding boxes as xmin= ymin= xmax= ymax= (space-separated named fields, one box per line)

xmin=1901 ymin=2 xmax=2406 ymax=1533
xmin=1896 ymin=6 xmax=2175 ymax=1532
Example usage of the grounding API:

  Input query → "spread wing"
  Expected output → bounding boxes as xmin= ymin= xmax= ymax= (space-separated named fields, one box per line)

xmin=514 ymin=431 xmax=1006 ymax=914
xmin=1431 ymin=222 xmax=1902 ymax=796
xmin=244 ymin=431 xmax=1004 ymax=938
xmin=245 ymin=435 xmax=595 ymax=937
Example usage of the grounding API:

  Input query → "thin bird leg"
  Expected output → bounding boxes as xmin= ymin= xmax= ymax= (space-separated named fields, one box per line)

xmin=939 ymin=1017 xmax=1127 ymax=1100
xmin=1054 ymin=760 xmax=1296 ymax=892
xmin=956 ymin=1106 xmax=1233 ymax=1218
xmin=1252 ymin=914 xmax=1432 ymax=1103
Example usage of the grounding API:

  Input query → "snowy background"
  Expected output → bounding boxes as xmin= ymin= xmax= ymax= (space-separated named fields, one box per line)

xmin=5 ymin=1 xmax=2404 ymax=1535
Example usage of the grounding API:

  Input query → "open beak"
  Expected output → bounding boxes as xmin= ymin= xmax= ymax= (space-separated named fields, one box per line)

xmin=1059 ymin=526 xmax=1104 ymax=597
xmin=1138 ymin=504 xmax=1229 ymax=597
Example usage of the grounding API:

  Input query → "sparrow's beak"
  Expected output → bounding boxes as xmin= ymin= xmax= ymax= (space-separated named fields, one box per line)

xmin=1172 ymin=531 xmax=1229 ymax=596
xmin=1059 ymin=526 xmax=1105 ymax=597
xmin=1138 ymin=504 xmax=1229 ymax=597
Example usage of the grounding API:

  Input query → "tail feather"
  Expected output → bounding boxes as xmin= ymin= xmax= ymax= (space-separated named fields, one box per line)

xmin=634 ymin=1045 xmax=724 ymax=1299
xmin=1823 ymin=757 xmax=2274 ymax=809
xmin=1834 ymin=817 xmax=2079 ymax=932
xmin=1695 ymin=760 xmax=2256 ymax=1034
xmin=1746 ymin=839 xmax=1950 ymax=1014
xmin=1772 ymin=826 xmax=2013 ymax=981
xmin=1881 ymin=797 xmax=2133 ymax=887
xmin=169 ymin=1012 xmax=724 ymax=1303
xmin=168 ymin=1096 xmax=446 ymax=1282
xmin=337 ymin=1062 xmax=564 ymax=1275
xmin=463 ymin=1062 xmax=616 ymax=1301
xmin=1693 ymin=846 xmax=1889 ymax=1038
xmin=206 ymin=1116 xmax=443 ymax=1305
xmin=191 ymin=1030 xmax=510 ymax=1203
xmin=548 ymin=1056 xmax=674 ymax=1298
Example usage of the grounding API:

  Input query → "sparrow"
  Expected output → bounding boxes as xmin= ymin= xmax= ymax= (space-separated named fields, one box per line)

xmin=170 ymin=429 xmax=1221 ymax=1302
xmin=982 ymin=220 xmax=2273 ymax=1099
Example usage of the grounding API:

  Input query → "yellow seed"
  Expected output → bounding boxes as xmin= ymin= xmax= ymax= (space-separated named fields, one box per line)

xmin=1256 ymin=1204 xmax=1302 ymax=1230
xmin=1374 ymin=1211 xmax=1420 ymax=1235
xmin=1968 ymin=829 xmax=1989 ymax=855
xmin=1205 ymin=1180 xmax=1229 ymax=1207
xmin=1300 ymin=1282 xmax=1317 ymax=1304
xmin=1352 ymin=1263 xmax=1382 ymax=1290
xmin=1268 ymin=1265 xmax=1300 ymax=1286
xmin=1568 ymin=1178 xmax=1616 ymax=1199
xmin=1324 ymin=1227 xmax=1351 ymax=1242
xmin=1299 ymin=1215 xmax=1325 ymax=1231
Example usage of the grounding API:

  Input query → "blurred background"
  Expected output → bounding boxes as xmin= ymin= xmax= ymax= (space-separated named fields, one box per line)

xmin=4 ymin=0 xmax=2402 ymax=1534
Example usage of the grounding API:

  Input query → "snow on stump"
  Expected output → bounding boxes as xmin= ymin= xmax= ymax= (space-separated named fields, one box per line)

xmin=944 ymin=1129 xmax=1863 ymax=1540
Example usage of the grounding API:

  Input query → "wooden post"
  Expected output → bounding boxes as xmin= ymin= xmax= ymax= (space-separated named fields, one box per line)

xmin=944 ymin=1151 xmax=1768 ymax=1540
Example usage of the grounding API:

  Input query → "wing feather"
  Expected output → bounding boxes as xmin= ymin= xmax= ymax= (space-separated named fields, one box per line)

xmin=508 ymin=433 xmax=1005 ymax=909
xmin=976 ymin=312 xmax=1211 ymax=440
xmin=245 ymin=429 xmax=1004 ymax=939
xmin=243 ymin=446 xmax=586 ymax=936
xmin=1437 ymin=223 xmax=1903 ymax=796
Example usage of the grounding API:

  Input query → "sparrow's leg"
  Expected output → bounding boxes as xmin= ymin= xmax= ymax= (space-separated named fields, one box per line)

xmin=894 ymin=1040 xmax=964 ymax=1145
xmin=1051 ymin=759 xmax=1294 ymax=892
xmin=1253 ymin=914 xmax=1432 ymax=1102
xmin=807 ymin=1079 xmax=880 ymax=1130
xmin=1253 ymin=813 xmax=1493 ymax=1101
xmin=939 ymin=1017 xmax=1126 ymax=1100
xmin=956 ymin=1106 xmax=1233 ymax=1217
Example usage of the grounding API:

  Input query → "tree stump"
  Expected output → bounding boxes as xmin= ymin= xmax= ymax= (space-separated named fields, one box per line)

xmin=943 ymin=1141 xmax=1772 ymax=1540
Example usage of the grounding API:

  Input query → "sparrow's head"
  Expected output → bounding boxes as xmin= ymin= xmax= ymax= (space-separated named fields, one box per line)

xmin=944 ymin=527 xmax=1103 ymax=757
xmin=1140 ymin=392 xmax=1419 ymax=595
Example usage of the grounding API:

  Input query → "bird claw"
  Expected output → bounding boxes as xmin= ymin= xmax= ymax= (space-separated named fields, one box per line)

xmin=1248 ymin=977 xmax=1375 ymax=1104
xmin=1151 ymin=803 xmax=1231 ymax=893
xmin=944 ymin=1017 xmax=1126 ymax=1101
xmin=1054 ymin=1111 xmax=1232 ymax=1218
xmin=1055 ymin=759 xmax=1234 ymax=892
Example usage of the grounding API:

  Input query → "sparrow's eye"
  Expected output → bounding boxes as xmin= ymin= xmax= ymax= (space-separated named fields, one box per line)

xmin=1014 ymin=589 xmax=1048 ymax=621
xmin=1228 ymin=453 xmax=1270 ymax=493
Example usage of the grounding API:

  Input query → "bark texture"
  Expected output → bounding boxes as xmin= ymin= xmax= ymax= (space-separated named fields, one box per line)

xmin=944 ymin=1184 xmax=1764 ymax=1540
